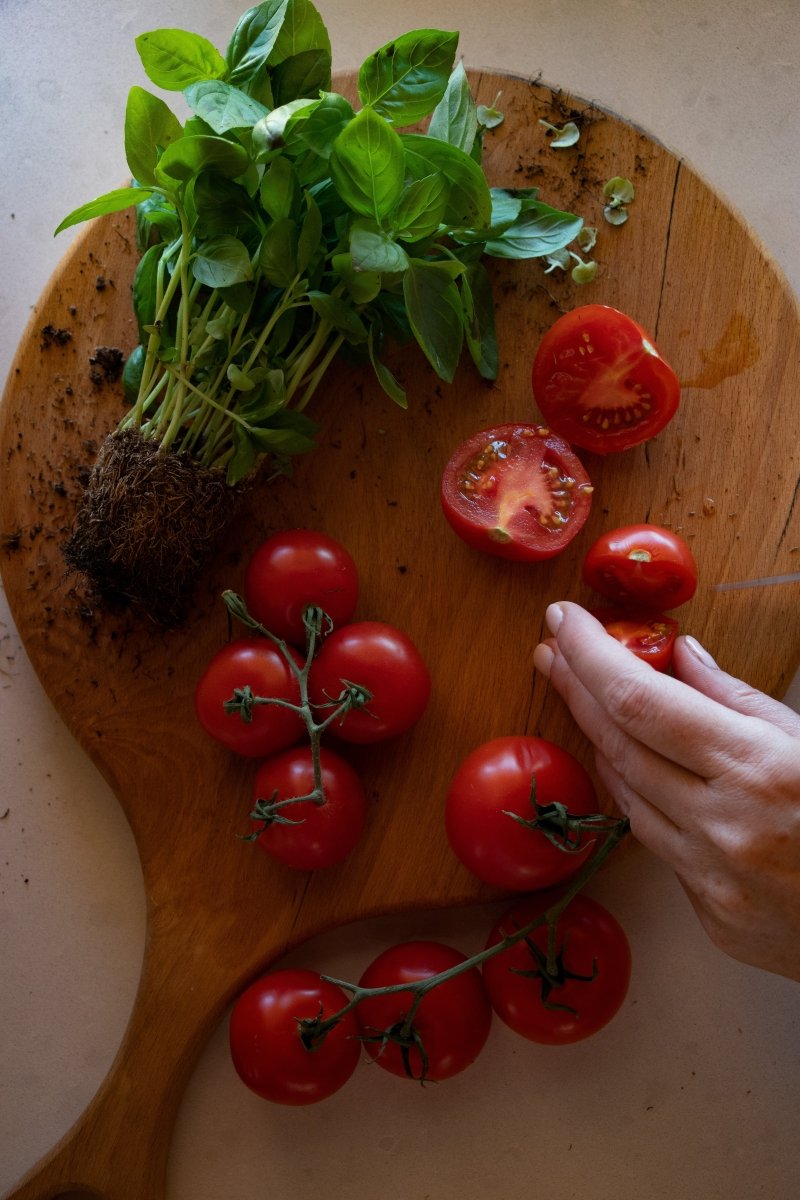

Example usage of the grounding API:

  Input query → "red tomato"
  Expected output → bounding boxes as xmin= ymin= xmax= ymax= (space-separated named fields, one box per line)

xmin=531 ymin=304 xmax=680 ymax=453
xmin=445 ymin=735 xmax=599 ymax=892
xmin=195 ymin=638 xmax=304 ymax=757
xmin=251 ymin=745 xmax=367 ymax=870
xmin=591 ymin=606 xmax=679 ymax=672
xmin=244 ymin=529 xmax=359 ymax=646
xmin=356 ymin=941 xmax=492 ymax=1081
xmin=308 ymin=621 xmax=430 ymax=744
xmin=229 ymin=968 xmax=360 ymax=1105
xmin=583 ymin=523 xmax=697 ymax=609
xmin=440 ymin=423 xmax=593 ymax=561
xmin=483 ymin=892 xmax=631 ymax=1044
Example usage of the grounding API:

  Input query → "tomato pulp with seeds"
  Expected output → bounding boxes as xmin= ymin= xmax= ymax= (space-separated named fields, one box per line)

xmin=440 ymin=423 xmax=593 ymax=561
xmin=591 ymin=606 xmax=679 ymax=672
xmin=583 ymin=523 xmax=697 ymax=609
xmin=531 ymin=304 xmax=680 ymax=453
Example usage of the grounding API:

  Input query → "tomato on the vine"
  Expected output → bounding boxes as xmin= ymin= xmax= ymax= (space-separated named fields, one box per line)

xmin=251 ymin=745 xmax=367 ymax=870
xmin=229 ymin=968 xmax=360 ymax=1105
xmin=440 ymin=423 xmax=593 ymax=561
xmin=194 ymin=638 xmax=303 ymax=757
xmin=591 ymin=606 xmax=679 ymax=672
xmin=445 ymin=735 xmax=599 ymax=892
xmin=583 ymin=523 xmax=697 ymax=609
xmin=355 ymin=941 xmax=492 ymax=1082
xmin=483 ymin=892 xmax=631 ymax=1044
xmin=308 ymin=621 xmax=430 ymax=743
xmin=244 ymin=529 xmax=359 ymax=646
xmin=531 ymin=304 xmax=680 ymax=453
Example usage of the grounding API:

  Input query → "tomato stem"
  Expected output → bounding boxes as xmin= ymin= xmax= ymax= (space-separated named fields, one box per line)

xmin=221 ymin=591 xmax=373 ymax=832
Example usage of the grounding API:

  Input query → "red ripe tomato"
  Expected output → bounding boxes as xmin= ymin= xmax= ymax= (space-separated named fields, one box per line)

xmin=251 ymin=745 xmax=367 ymax=870
xmin=244 ymin=529 xmax=359 ymax=646
xmin=308 ymin=621 xmax=430 ymax=744
xmin=355 ymin=940 xmax=492 ymax=1081
xmin=229 ymin=968 xmax=360 ymax=1105
xmin=440 ymin=423 xmax=593 ymax=561
xmin=194 ymin=638 xmax=304 ymax=757
xmin=483 ymin=892 xmax=632 ymax=1044
xmin=531 ymin=304 xmax=680 ymax=453
xmin=445 ymin=735 xmax=599 ymax=892
xmin=591 ymin=606 xmax=679 ymax=672
xmin=583 ymin=523 xmax=697 ymax=609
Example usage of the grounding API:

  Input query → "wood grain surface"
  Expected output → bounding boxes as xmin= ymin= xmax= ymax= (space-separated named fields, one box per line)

xmin=1 ymin=71 xmax=799 ymax=1200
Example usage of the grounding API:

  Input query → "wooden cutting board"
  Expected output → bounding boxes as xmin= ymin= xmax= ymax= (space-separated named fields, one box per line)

xmin=2 ymin=70 xmax=799 ymax=1200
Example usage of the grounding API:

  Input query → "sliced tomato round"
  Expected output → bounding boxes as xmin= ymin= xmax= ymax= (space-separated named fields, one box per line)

xmin=591 ymin=606 xmax=679 ymax=671
xmin=440 ymin=423 xmax=593 ymax=561
xmin=531 ymin=304 xmax=680 ymax=453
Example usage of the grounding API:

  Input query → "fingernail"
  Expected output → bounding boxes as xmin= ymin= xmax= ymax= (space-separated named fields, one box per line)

xmin=533 ymin=641 xmax=554 ymax=678
xmin=545 ymin=602 xmax=564 ymax=635
xmin=685 ymin=635 xmax=719 ymax=670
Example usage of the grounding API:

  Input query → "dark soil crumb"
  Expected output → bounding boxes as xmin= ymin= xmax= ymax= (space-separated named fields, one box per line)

xmin=40 ymin=324 xmax=72 ymax=349
xmin=89 ymin=346 xmax=124 ymax=386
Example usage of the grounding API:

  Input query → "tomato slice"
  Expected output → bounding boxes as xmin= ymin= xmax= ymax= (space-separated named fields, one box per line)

xmin=440 ymin=423 xmax=593 ymax=561
xmin=591 ymin=606 xmax=679 ymax=671
xmin=531 ymin=304 xmax=680 ymax=453
xmin=583 ymin=523 xmax=697 ymax=610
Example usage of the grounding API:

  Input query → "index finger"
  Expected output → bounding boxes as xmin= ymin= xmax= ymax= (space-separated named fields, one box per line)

xmin=545 ymin=602 xmax=765 ymax=779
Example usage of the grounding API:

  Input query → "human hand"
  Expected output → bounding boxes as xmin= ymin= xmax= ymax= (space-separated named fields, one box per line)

xmin=533 ymin=601 xmax=800 ymax=982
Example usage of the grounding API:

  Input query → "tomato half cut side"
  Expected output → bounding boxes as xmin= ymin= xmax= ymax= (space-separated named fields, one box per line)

xmin=583 ymin=523 xmax=697 ymax=609
xmin=591 ymin=606 xmax=679 ymax=671
xmin=440 ymin=423 xmax=593 ymax=561
xmin=531 ymin=304 xmax=680 ymax=454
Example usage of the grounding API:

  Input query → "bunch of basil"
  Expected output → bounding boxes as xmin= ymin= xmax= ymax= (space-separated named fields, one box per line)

xmin=57 ymin=0 xmax=585 ymax=487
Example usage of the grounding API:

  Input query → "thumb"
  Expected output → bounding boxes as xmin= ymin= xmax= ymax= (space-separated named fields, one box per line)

xmin=673 ymin=636 xmax=800 ymax=737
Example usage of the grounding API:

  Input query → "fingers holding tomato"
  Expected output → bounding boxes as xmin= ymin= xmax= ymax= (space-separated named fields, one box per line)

xmin=590 ymin=607 xmax=679 ymax=672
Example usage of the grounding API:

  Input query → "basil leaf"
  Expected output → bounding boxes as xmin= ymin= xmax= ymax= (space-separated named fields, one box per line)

xmin=135 ymin=28 xmax=228 ymax=91
xmin=401 ymin=134 xmax=491 ymax=227
xmin=258 ymin=217 xmax=298 ymax=286
xmin=331 ymin=252 xmax=381 ymax=304
xmin=307 ymin=292 xmax=368 ymax=343
xmin=269 ymin=0 xmax=331 ymax=65
xmin=252 ymin=99 xmax=317 ymax=156
xmin=132 ymin=243 xmax=162 ymax=340
xmin=155 ymin=135 xmax=250 ymax=184
xmin=368 ymin=329 xmax=407 ymax=408
xmin=460 ymin=261 xmax=498 ymax=380
xmin=54 ymin=186 xmax=156 ymax=235
xmin=122 ymin=345 xmax=146 ymax=405
xmin=124 ymin=87 xmax=183 ymax=185
xmin=330 ymin=107 xmax=405 ymax=221
xmin=260 ymin=156 xmax=300 ymax=221
xmin=484 ymin=201 xmax=584 ymax=259
xmin=192 ymin=235 xmax=253 ymax=287
xmin=183 ymin=81 xmax=270 ymax=134
xmin=193 ymin=174 xmax=256 ymax=237
xmin=358 ymin=29 xmax=458 ymax=126
xmin=403 ymin=259 xmax=464 ymax=382
xmin=297 ymin=193 xmax=323 ymax=274
xmin=270 ymin=48 xmax=332 ymax=105
xmin=285 ymin=91 xmax=354 ymax=159
xmin=350 ymin=220 xmax=409 ymax=273
xmin=392 ymin=173 xmax=448 ymax=242
xmin=249 ymin=408 xmax=319 ymax=454
xmin=427 ymin=61 xmax=478 ymax=154
xmin=225 ymin=0 xmax=288 ymax=85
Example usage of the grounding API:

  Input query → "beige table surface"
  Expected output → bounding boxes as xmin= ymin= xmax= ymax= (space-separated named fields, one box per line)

xmin=1 ymin=1 xmax=799 ymax=1197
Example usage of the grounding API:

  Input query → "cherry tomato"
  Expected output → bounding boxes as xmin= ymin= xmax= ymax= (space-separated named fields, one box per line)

xmin=356 ymin=941 xmax=492 ymax=1082
xmin=244 ymin=529 xmax=359 ymax=646
xmin=308 ymin=621 xmax=431 ymax=744
xmin=531 ymin=304 xmax=680 ymax=453
xmin=195 ymin=638 xmax=304 ymax=757
xmin=591 ymin=606 xmax=679 ymax=672
xmin=483 ymin=892 xmax=632 ymax=1044
xmin=445 ymin=735 xmax=599 ymax=892
xmin=440 ymin=423 xmax=593 ymax=561
xmin=251 ymin=745 xmax=367 ymax=870
xmin=229 ymin=968 xmax=360 ymax=1105
xmin=583 ymin=523 xmax=697 ymax=609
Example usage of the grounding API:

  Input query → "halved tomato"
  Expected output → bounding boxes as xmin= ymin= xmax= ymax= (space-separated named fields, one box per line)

xmin=591 ymin=606 xmax=679 ymax=671
xmin=531 ymin=304 xmax=680 ymax=453
xmin=440 ymin=423 xmax=593 ymax=561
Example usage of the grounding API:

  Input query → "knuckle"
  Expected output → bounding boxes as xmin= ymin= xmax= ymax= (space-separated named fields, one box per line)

xmin=602 ymin=668 xmax=656 ymax=734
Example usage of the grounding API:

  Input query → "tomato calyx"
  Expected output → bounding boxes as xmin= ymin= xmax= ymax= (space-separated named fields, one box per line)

xmin=508 ymin=929 xmax=598 ymax=1016
xmin=358 ymin=1018 xmax=432 ymax=1084
xmin=504 ymin=774 xmax=621 ymax=855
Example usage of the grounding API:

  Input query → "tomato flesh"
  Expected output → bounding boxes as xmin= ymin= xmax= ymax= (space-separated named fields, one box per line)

xmin=532 ymin=304 xmax=680 ymax=453
xmin=483 ymin=892 xmax=631 ymax=1044
xmin=583 ymin=523 xmax=697 ymax=609
xmin=591 ymin=606 xmax=679 ymax=671
xmin=440 ymin=423 xmax=593 ymax=561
